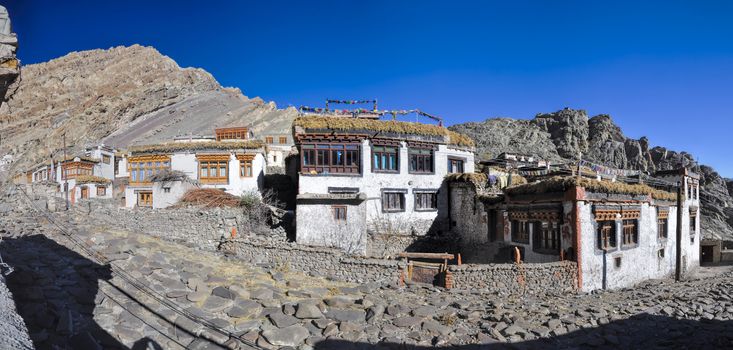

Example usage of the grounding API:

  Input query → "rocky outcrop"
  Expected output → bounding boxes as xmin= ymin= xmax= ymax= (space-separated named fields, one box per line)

xmin=0 ymin=45 xmax=296 ymax=175
xmin=0 ymin=5 xmax=19 ymax=104
xmin=450 ymin=108 xmax=733 ymax=241
xmin=448 ymin=118 xmax=561 ymax=161
xmin=531 ymin=108 xmax=589 ymax=159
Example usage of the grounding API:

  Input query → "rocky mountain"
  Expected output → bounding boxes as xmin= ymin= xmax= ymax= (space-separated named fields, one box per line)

xmin=450 ymin=108 xmax=733 ymax=241
xmin=0 ymin=45 xmax=296 ymax=176
xmin=0 ymin=5 xmax=18 ymax=104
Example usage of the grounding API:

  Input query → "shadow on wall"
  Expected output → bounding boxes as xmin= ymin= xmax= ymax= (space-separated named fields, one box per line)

xmin=0 ymin=235 xmax=162 ymax=350
xmin=311 ymin=313 xmax=733 ymax=349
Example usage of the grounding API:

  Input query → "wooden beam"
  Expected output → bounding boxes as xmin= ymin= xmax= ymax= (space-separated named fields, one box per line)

xmin=398 ymin=252 xmax=455 ymax=260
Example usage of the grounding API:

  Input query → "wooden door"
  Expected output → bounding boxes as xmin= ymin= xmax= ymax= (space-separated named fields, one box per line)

xmin=81 ymin=187 xmax=89 ymax=199
xmin=137 ymin=191 xmax=152 ymax=207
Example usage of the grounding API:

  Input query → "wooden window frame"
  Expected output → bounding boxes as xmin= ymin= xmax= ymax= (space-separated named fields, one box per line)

xmin=62 ymin=161 xmax=94 ymax=180
xmin=372 ymin=145 xmax=399 ymax=173
xmin=408 ymin=148 xmax=434 ymax=174
xmin=137 ymin=191 xmax=153 ymax=207
xmin=447 ymin=157 xmax=465 ymax=174
xmin=622 ymin=219 xmax=638 ymax=247
xmin=332 ymin=205 xmax=347 ymax=222
xmin=128 ymin=155 xmax=171 ymax=185
xmin=690 ymin=210 xmax=697 ymax=242
xmin=533 ymin=221 xmax=560 ymax=254
xmin=265 ymin=136 xmax=274 ymax=144
xmin=102 ymin=154 xmax=111 ymax=164
xmin=598 ymin=220 xmax=617 ymax=250
xmin=96 ymin=186 xmax=106 ymax=196
xmin=414 ymin=191 xmax=438 ymax=211
xmin=300 ymin=143 xmax=360 ymax=175
xmin=198 ymin=154 xmax=229 ymax=184
xmin=279 ymin=136 xmax=287 ymax=144
xmin=381 ymin=190 xmax=406 ymax=213
xmin=215 ymin=127 xmax=248 ymax=141
xmin=511 ymin=220 xmax=530 ymax=244
xmin=237 ymin=154 xmax=255 ymax=177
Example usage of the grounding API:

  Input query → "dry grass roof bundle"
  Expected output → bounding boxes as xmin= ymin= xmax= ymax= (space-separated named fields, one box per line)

xmin=505 ymin=176 xmax=676 ymax=201
xmin=178 ymin=188 xmax=241 ymax=208
xmin=75 ymin=175 xmax=111 ymax=185
xmin=294 ymin=116 xmax=475 ymax=147
xmin=149 ymin=169 xmax=191 ymax=183
xmin=129 ymin=140 xmax=264 ymax=154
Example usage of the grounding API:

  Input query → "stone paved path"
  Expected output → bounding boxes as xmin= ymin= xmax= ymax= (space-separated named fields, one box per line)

xmin=1 ymin=188 xmax=733 ymax=349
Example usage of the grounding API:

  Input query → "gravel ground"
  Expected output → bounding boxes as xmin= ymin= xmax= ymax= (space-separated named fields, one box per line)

xmin=1 ymin=188 xmax=733 ymax=349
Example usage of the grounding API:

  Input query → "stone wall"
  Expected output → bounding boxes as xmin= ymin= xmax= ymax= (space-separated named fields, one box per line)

xmin=220 ymin=238 xmax=404 ymax=284
xmin=448 ymin=261 xmax=578 ymax=294
xmin=72 ymin=198 xmax=251 ymax=250
xmin=367 ymin=232 xmax=458 ymax=258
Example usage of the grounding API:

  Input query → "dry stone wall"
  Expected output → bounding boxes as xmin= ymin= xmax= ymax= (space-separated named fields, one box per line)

xmin=449 ymin=261 xmax=578 ymax=294
xmin=220 ymin=238 xmax=404 ymax=284
xmin=72 ymin=199 xmax=248 ymax=250
xmin=67 ymin=197 xmax=576 ymax=293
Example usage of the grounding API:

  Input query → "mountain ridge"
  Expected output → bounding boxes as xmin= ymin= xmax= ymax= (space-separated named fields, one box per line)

xmin=449 ymin=108 xmax=733 ymax=241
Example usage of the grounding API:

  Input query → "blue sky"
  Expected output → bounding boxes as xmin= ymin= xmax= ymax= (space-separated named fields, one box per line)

xmin=7 ymin=1 xmax=733 ymax=177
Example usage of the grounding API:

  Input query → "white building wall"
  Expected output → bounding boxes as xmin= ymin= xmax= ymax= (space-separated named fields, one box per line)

xmin=579 ymin=199 xmax=699 ymax=292
xmin=298 ymin=141 xmax=474 ymax=237
xmin=172 ymin=152 xmax=265 ymax=197
xmin=153 ymin=181 xmax=197 ymax=209
xmin=296 ymin=201 xmax=367 ymax=254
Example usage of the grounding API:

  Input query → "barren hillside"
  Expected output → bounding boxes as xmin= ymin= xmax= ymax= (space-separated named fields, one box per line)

xmin=0 ymin=45 xmax=296 ymax=174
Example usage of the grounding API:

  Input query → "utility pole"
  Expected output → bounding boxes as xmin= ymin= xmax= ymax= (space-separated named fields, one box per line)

xmin=63 ymin=133 xmax=69 ymax=211
xmin=675 ymin=174 xmax=684 ymax=281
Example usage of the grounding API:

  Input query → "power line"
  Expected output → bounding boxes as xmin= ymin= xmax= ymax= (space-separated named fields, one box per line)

xmin=14 ymin=185 xmax=261 ymax=350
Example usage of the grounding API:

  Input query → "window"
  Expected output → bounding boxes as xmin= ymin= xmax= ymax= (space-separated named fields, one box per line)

xmin=622 ymin=219 xmax=638 ymax=247
xmin=658 ymin=248 xmax=665 ymax=258
xmin=372 ymin=145 xmax=399 ymax=172
xmin=128 ymin=156 xmax=170 ymax=184
xmin=199 ymin=158 xmax=228 ymax=183
xmin=448 ymin=157 xmax=465 ymax=173
xmin=279 ymin=136 xmax=287 ymax=144
xmin=332 ymin=206 xmax=347 ymax=221
xmin=102 ymin=154 xmax=111 ymax=164
xmin=96 ymin=186 xmax=106 ymax=196
xmin=301 ymin=143 xmax=360 ymax=174
xmin=382 ymin=191 xmax=406 ymax=212
xmin=690 ymin=211 xmax=697 ymax=242
xmin=163 ymin=187 xmax=171 ymax=193
xmin=215 ymin=127 xmax=248 ymax=141
xmin=137 ymin=191 xmax=152 ymax=207
xmin=511 ymin=221 xmax=530 ymax=244
xmin=657 ymin=218 xmax=668 ymax=239
xmin=598 ymin=221 xmax=616 ymax=250
xmin=238 ymin=155 xmax=254 ymax=177
xmin=533 ymin=221 xmax=560 ymax=253
xmin=414 ymin=191 xmax=438 ymax=211
xmin=408 ymin=148 xmax=433 ymax=174
xmin=62 ymin=162 xmax=94 ymax=179
xmin=266 ymin=136 xmax=274 ymax=144
xmin=614 ymin=256 xmax=622 ymax=268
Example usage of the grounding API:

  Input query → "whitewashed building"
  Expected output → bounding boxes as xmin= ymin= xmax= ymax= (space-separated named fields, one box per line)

xmin=25 ymin=145 xmax=116 ymax=204
xmin=293 ymin=115 xmax=475 ymax=255
xmin=447 ymin=168 xmax=701 ymax=292
xmin=261 ymin=133 xmax=293 ymax=169
xmin=123 ymin=127 xmax=266 ymax=209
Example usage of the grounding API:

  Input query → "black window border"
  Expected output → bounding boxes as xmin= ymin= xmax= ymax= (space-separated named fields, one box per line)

xmin=371 ymin=144 xmax=400 ymax=174
xmin=407 ymin=147 xmax=435 ymax=175
xmin=381 ymin=188 xmax=407 ymax=213
xmin=413 ymin=189 xmax=439 ymax=212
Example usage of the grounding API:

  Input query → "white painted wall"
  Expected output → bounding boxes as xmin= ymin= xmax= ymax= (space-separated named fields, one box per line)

xmin=153 ymin=181 xmax=197 ymax=209
xmin=579 ymin=199 xmax=699 ymax=292
xmin=296 ymin=201 xmax=367 ymax=254
xmin=172 ymin=152 xmax=266 ymax=197
xmin=298 ymin=141 xmax=474 ymax=237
